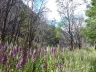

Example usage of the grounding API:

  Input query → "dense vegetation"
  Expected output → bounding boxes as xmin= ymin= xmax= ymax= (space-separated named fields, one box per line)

xmin=81 ymin=0 xmax=96 ymax=42
xmin=0 ymin=43 xmax=96 ymax=72
xmin=0 ymin=0 xmax=96 ymax=72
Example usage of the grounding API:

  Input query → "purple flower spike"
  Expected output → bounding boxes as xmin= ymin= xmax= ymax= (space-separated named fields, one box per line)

xmin=16 ymin=46 xmax=19 ymax=52
xmin=35 ymin=49 xmax=41 ymax=56
xmin=0 ymin=53 xmax=7 ymax=64
xmin=31 ymin=49 xmax=34 ymax=54
xmin=16 ymin=55 xmax=24 ymax=69
xmin=31 ymin=55 xmax=35 ymax=62
xmin=8 ymin=48 xmax=10 ymax=53
xmin=26 ymin=51 xmax=30 ymax=58
xmin=42 ymin=60 xmax=47 ymax=70
xmin=12 ymin=49 xmax=17 ymax=57
xmin=3 ymin=55 xmax=7 ymax=64
xmin=5 ymin=67 xmax=9 ymax=72
xmin=54 ymin=62 xmax=58 ymax=67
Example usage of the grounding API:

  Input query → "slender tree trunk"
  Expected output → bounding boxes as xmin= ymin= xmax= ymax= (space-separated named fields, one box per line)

xmin=94 ymin=41 xmax=96 ymax=50
xmin=70 ymin=33 xmax=73 ymax=50
xmin=78 ymin=38 xmax=82 ymax=49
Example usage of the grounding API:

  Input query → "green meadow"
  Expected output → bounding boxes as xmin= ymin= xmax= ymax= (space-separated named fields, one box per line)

xmin=0 ymin=45 xmax=96 ymax=72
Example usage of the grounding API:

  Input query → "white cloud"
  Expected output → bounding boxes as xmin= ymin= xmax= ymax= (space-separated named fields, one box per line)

xmin=46 ymin=0 xmax=89 ymax=20
xmin=23 ymin=0 xmax=32 ymax=8
xmin=46 ymin=0 xmax=61 ymax=21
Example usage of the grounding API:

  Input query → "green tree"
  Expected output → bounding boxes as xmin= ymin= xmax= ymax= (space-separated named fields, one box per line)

xmin=81 ymin=0 xmax=96 ymax=42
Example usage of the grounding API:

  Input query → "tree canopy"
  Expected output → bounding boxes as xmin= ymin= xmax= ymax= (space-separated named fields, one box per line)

xmin=81 ymin=0 xmax=96 ymax=42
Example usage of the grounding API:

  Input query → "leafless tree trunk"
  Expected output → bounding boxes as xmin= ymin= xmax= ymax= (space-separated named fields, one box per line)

xmin=24 ymin=0 xmax=48 ymax=47
xmin=0 ymin=0 xmax=21 ymax=44
xmin=57 ymin=0 xmax=84 ymax=50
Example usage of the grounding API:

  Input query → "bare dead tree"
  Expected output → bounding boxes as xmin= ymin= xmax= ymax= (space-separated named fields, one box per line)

xmin=57 ymin=0 xmax=84 ymax=50
xmin=24 ymin=0 xmax=48 ymax=47
xmin=73 ymin=17 xmax=84 ymax=49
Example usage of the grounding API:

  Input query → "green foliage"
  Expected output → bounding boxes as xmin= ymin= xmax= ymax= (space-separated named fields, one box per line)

xmin=37 ymin=20 xmax=61 ymax=46
xmin=81 ymin=0 xmax=96 ymax=42
xmin=46 ymin=25 xmax=59 ymax=46
xmin=1 ymin=41 xmax=96 ymax=72
xmin=1 ymin=46 xmax=96 ymax=72
xmin=56 ymin=27 xmax=61 ymax=38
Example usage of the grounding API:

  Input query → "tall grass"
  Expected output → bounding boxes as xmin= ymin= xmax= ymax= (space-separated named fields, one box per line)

xmin=0 ymin=43 xmax=96 ymax=72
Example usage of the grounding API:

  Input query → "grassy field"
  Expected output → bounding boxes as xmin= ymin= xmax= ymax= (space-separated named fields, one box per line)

xmin=0 ymin=44 xmax=96 ymax=72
